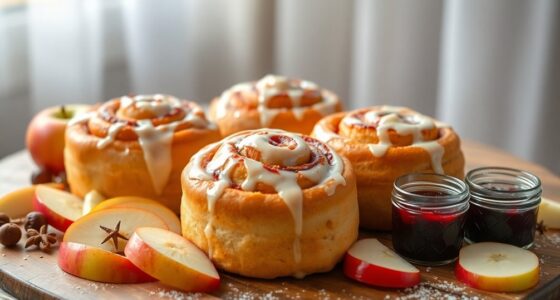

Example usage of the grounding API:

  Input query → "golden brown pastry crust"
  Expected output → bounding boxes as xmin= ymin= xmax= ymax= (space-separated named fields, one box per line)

xmin=209 ymin=75 xmax=342 ymax=136
xmin=64 ymin=95 xmax=221 ymax=213
xmin=312 ymin=107 xmax=465 ymax=230
xmin=180 ymin=129 xmax=359 ymax=278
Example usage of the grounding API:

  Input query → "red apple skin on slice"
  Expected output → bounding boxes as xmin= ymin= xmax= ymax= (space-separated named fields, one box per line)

xmin=343 ymin=239 xmax=420 ymax=288
xmin=125 ymin=227 xmax=220 ymax=293
xmin=33 ymin=185 xmax=83 ymax=232
xmin=455 ymin=242 xmax=539 ymax=292
xmin=58 ymin=242 xmax=154 ymax=283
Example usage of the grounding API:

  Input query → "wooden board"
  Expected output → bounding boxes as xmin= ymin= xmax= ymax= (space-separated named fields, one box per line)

xmin=1 ymin=141 xmax=560 ymax=300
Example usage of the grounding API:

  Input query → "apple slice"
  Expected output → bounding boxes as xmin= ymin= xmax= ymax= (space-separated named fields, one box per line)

xmin=33 ymin=185 xmax=83 ymax=231
xmin=59 ymin=208 xmax=169 ymax=283
xmin=92 ymin=196 xmax=181 ymax=233
xmin=343 ymin=238 xmax=420 ymax=288
xmin=0 ymin=183 xmax=64 ymax=219
xmin=59 ymin=242 xmax=154 ymax=283
xmin=125 ymin=227 xmax=220 ymax=292
xmin=63 ymin=207 xmax=169 ymax=252
xmin=538 ymin=197 xmax=560 ymax=229
xmin=82 ymin=190 xmax=106 ymax=215
xmin=456 ymin=242 xmax=539 ymax=292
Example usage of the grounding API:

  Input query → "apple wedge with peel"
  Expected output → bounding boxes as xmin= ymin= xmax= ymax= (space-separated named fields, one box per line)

xmin=33 ymin=185 xmax=83 ymax=232
xmin=58 ymin=242 xmax=154 ymax=283
xmin=59 ymin=208 xmax=169 ymax=283
xmin=455 ymin=242 xmax=539 ymax=292
xmin=538 ymin=197 xmax=560 ymax=229
xmin=0 ymin=183 xmax=64 ymax=218
xmin=343 ymin=238 xmax=420 ymax=288
xmin=125 ymin=227 xmax=220 ymax=292
xmin=92 ymin=196 xmax=181 ymax=233
xmin=63 ymin=207 xmax=169 ymax=252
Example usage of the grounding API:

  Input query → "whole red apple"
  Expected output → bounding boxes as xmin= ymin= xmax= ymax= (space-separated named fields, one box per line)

xmin=25 ymin=105 xmax=91 ymax=174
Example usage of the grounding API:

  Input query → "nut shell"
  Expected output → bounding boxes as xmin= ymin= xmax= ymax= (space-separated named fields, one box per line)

xmin=0 ymin=223 xmax=22 ymax=247
xmin=24 ymin=212 xmax=48 ymax=232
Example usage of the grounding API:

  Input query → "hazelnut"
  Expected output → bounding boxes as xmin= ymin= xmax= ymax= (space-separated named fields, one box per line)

xmin=0 ymin=223 xmax=22 ymax=247
xmin=0 ymin=213 xmax=10 ymax=227
xmin=24 ymin=212 xmax=48 ymax=232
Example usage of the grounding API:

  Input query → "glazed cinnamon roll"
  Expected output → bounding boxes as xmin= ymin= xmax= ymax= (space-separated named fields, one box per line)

xmin=65 ymin=95 xmax=221 ymax=213
xmin=181 ymin=129 xmax=358 ymax=279
xmin=209 ymin=75 xmax=342 ymax=136
xmin=312 ymin=106 xmax=465 ymax=230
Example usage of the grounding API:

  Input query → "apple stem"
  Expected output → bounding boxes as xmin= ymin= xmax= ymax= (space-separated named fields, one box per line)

xmin=60 ymin=105 xmax=68 ymax=118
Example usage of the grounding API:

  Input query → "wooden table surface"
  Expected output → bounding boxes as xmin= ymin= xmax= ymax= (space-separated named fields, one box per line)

xmin=0 ymin=141 xmax=559 ymax=300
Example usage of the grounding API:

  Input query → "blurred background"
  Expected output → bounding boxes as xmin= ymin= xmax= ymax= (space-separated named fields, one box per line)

xmin=0 ymin=0 xmax=559 ymax=173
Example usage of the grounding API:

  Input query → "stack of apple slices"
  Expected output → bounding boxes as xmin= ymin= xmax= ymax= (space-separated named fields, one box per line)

xmin=25 ymin=186 xmax=219 ymax=291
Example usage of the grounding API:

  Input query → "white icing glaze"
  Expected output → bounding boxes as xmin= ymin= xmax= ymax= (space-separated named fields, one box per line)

xmin=134 ymin=120 xmax=178 ymax=195
xmin=86 ymin=95 xmax=212 ymax=195
xmin=340 ymin=107 xmax=446 ymax=174
xmin=187 ymin=129 xmax=345 ymax=273
xmin=96 ymin=122 xmax=126 ymax=149
xmin=215 ymin=75 xmax=339 ymax=126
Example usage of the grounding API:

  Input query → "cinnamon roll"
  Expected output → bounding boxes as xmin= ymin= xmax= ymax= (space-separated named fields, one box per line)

xmin=181 ymin=129 xmax=358 ymax=279
xmin=312 ymin=106 xmax=465 ymax=230
xmin=209 ymin=75 xmax=342 ymax=136
xmin=64 ymin=95 xmax=221 ymax=213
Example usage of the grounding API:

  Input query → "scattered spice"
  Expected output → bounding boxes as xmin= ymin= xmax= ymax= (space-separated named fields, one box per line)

xmin=0 ymin=223 xmax=22 ymax=247
xmin=25 ymin=225 xmax=57 ymax=252
xmin=100 ymin=220 xmax=128 ymax=253
xmin=24 ymin=211 xmax=48 ymax=232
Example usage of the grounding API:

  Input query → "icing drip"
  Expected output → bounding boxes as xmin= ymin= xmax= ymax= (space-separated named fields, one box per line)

xmin=216 ymin=75 xmax=338 ymax=126
xmin=77 ymin=95 xmax=213 ymax=195
xmin=188 ymin=129 xmax=345 ymax=272
xmin=134 ymin=120 xmax=178 ymax=195
xmin=96 ymin=122 xmax=126 ymax=149
xmin=343 ymin=106 xmax=446 ymax=174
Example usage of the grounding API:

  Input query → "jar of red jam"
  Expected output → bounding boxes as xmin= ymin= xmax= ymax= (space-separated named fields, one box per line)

xmin=464 ymin=167 xmax=541 ymax=248
xmin=392 ymin=173 xmax=469 ymax=266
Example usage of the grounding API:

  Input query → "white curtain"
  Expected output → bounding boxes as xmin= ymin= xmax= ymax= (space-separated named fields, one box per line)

xmin=1 ymin=0 xmax=559 ymax=174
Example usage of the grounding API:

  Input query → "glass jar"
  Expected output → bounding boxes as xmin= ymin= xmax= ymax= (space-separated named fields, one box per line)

xmin=392 ymin=173 xmax=470 ymax=266
xmin=464 ymin=167 xmax=542 ymax=248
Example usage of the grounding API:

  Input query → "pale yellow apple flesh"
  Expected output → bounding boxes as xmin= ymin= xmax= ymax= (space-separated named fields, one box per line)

xmin=125 ymin=227 xmax=220 ymax=292
xmin=33 ymin=185 xmax=83 ymax=231
xmin=0 ymin=183 xmax=64 ymax=218
xmin=455 ymin=242 xmax=539 ymax=292
xmin=538 ymin=197 xmax=560 ymax=229
xmin=82 ymin=190 xmax=106 ymax=215
xmin=92 ymin=196 xmax=181 ymax=233
xmin=63 ymin=207 xmax=169 ymax=253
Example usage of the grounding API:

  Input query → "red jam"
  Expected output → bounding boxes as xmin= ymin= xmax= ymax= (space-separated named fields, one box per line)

xmin=464 ymin=168 xmax=542 ymax=249
xmin=392 ymin=191 xmax=467 ymax=265
xmin=391 ymin=174 xmax=469 ymax=266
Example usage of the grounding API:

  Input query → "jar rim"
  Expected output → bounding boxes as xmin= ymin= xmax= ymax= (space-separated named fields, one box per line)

xmin=466 ymin=167 xmax=541 ymax=201
xmin=392 ymin=173 xmax=469 ymax=210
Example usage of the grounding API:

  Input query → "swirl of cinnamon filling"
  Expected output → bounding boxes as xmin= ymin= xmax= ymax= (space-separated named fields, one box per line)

xmin=69 ymin=94 xmax=215 ymax=195
xmin=210 ymin=75 xmax=341 ymax=135
xmin=187 ymin=129 xmax=346 ymax=265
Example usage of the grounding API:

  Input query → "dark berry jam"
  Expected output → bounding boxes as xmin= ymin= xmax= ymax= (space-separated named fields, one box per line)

xmin=392 ymin=197 xmax=466 ymax=265
xmin=465 ymin=167 xmax=541 ymax=249
xmin=391 ymin=174 xmax=469 ymax=266
xmin=464 ymin=203 xmax=538 ymax=247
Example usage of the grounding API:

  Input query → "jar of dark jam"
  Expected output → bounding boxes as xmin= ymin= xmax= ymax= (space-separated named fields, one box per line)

xmin=464 ymin=167 xmax=541 ymax=248
xmin=392 ymin=173 xmax=469 ymax=266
